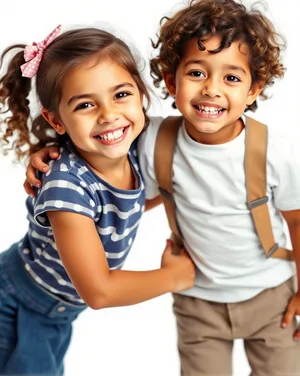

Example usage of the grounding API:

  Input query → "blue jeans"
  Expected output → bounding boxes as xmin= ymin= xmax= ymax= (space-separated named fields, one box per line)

xmin=0 ymin=243 xmax=86 ymax=375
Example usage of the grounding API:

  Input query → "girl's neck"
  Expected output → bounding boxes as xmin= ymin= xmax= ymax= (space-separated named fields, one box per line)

xmin=77 ymin=150 xmax=135 ymax=190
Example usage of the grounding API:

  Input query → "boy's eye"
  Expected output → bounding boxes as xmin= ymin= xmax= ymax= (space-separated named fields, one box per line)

xmin=188 ymin=71 xmax=205 ymax=78
xmin=75 ymin=102 xmax=93 ymax=111
xmin=115 ymin=91 xmax=132 ymax=100
xmin=225 ymin=75 xmax=240 ymax=82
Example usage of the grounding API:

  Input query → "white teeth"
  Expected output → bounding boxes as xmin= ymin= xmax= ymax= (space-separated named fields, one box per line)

xmin=97 ymin=128 xmax=124 ymax=141
xmin=196 ymin=105 xmax=223 ymax=114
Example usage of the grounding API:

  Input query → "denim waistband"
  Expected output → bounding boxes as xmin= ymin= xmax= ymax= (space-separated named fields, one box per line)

xmin=3 ymin=243 xmax=87 ymax=319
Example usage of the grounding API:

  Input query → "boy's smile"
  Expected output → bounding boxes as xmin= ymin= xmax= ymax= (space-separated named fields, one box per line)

xmin=165 ymin=35 xmax=261 ymax=144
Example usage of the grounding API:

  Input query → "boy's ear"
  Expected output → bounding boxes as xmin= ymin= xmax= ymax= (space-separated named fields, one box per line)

xmin=41 ymin=108 xmax=66 ymax=135
xmin=246 ymin=82 xmax=263 ymax=106
xmin=163 ymin=72 xmax=176 ymax=96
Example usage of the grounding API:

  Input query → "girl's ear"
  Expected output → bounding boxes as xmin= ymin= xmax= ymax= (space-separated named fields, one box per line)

xmin=163 ymin=73 xmax=176 ymax=96
xmin=246 ymin=82 xmax=263 ymax=106
xmin=41 ymin=108 xmax=66 ymax=135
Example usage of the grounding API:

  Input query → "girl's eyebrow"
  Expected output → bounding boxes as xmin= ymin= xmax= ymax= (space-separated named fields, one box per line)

xmin=67 ymin=82 xmax=135 ymax=106
xmin=111 ymin=82 xmax=135 ymax=92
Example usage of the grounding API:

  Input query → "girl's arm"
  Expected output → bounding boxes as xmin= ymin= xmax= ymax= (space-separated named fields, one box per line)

xmin=47 ymin=210 xmax=195 ymax=310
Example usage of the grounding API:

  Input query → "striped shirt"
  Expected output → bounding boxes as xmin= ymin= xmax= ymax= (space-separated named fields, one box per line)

xmin=19 ymin=140 xmax=145 ymax=305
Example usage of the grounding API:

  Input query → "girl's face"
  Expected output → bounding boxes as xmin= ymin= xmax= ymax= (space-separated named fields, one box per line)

xmin=44 ymin=55 xmax=145 ymax=164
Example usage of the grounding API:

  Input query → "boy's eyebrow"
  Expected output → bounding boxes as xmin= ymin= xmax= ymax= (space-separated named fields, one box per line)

xmin=184 ymin=60 xmax=247 ymax=75
xmin=67 ymin=82 xmax=135 ymax=106
xmin=223 ymin=64 xmax=247 ymax=75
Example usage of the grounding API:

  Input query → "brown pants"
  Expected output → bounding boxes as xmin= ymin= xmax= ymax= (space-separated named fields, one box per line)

xmin=173 ymin=278 xmax=300 ymax=376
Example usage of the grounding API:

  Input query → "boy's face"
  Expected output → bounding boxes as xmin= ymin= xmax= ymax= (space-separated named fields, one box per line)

xmin=164 ymin=35 xmax=261 ymax=144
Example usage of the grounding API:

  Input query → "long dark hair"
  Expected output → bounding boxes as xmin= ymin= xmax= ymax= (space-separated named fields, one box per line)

xmin=0 ymin=28 xmax=151 ymax=160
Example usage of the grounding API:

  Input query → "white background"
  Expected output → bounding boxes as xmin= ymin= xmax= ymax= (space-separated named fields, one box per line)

xmin=0 ymin=0 xmax=299 ymax=375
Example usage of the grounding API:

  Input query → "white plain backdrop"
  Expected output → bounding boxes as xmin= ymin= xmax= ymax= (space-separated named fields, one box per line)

xmin=0 ymin=0 xmax=299 ymax=375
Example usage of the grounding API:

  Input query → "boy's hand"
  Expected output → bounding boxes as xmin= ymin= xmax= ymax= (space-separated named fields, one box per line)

xmin=24 ymin=146 xmax=60 ymax=197
xmin=281 ymin=293 xmax=300 ymax=340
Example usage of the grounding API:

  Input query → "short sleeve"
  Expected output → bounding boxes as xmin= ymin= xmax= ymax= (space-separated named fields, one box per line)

xmin=137 ymin=117 xmax=164 ymax=199
xmin=269 ymin=133 xmax=300 ymax=211
xmin=34 ymin=170 xmax=97 ymax=227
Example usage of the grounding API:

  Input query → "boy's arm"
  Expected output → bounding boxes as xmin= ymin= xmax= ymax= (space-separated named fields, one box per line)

xmin=145 ymin=196 xmax=162 ymax=211
xmin=281 ymin=209 xmax=300 ymax=290
xmin=24 ymin=145 xmax=60 ymax=196
xmin=280 ymin=209 xmax=300 ymax=338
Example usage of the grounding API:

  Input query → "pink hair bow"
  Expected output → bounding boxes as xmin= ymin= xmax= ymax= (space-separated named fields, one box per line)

xmin=21 ymin=25 xmax=61 ymax=78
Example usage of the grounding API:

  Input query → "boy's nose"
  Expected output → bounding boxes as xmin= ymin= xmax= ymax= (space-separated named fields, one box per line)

xmin=201 ymin=79 xmax=221 ymax=98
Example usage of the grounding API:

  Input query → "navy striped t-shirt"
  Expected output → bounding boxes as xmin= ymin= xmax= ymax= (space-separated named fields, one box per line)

xmin=18 ymin=140 xmax=145 ymax=305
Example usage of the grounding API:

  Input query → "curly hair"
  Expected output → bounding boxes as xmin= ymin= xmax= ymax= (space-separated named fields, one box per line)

xmin=150 ymin=0 xmax=286 ymax=111
xmin=0 ymin=28 xmax=150 ymax=160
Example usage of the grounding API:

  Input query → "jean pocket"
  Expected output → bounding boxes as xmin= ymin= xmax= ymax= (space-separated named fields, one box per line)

xmin=0 ymin=318 xmax=17 ymax=351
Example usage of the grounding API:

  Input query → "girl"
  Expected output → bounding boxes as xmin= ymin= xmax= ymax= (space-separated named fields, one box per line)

xmin=0 ymin=25 xmax=195 ymax=374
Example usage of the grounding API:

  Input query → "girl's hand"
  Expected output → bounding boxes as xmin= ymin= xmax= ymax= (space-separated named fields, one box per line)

xmin=281 ymin=293 xmax=300 ymax=340
xmin=24 ymin=146 xmax=60 ymax=197
xmin=161 ymin=239 xmax=196 ymax=293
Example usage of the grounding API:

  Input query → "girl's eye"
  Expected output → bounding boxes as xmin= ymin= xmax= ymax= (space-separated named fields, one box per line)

xmin=189 ymin=71 xmax=205 ymax=78
xmin=115 ymin=91 xmax=132 ymax=100
xmin=225 ymin=75 xmax=240 ymax=83
xmin=75 ymin=102 xmax=93 ymax=111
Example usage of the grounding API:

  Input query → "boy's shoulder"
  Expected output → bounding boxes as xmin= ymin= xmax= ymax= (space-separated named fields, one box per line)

xmin=265 ymin=123 xmax=297 ymax=161
xmin=246 ymin=117 xmax=299 ymax=178
xmin=245 ymin=115 xmax=295 ymax=157
xmin=144 ymin=116 xmax=165 ymax=136
xmin=138 ymin=116 xmax=165 ymax=153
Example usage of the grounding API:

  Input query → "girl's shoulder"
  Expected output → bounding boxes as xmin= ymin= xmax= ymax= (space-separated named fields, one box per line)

xmin=46 ymin=142 xmax=82 ymax=174
xmin=36 ymin=141 xmax=96 ymax=188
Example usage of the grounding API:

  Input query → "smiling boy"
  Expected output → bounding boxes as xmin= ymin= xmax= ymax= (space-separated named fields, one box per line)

xmin=138 ymin=0 xmax=300 ymax=374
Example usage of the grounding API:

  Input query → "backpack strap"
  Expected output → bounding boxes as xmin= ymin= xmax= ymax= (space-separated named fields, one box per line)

xmin=154 ymin=116 xmax=183 ymax=254
xmin=245 ymin=116 xmax=293 ymax=261
xmin=154 ymin=115 xmax=294 ymax=262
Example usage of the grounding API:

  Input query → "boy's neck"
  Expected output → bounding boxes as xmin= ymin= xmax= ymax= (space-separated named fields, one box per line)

xmin=185 ymin=118 xmax=244 ymax=145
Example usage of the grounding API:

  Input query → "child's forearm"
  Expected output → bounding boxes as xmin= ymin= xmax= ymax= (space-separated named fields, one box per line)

xmin=287 ymin=223 xmax=300 ymax=294
xmin=88 ymin=268 xmax=175 ymax=310
xmin=145 ymin=196 xmax=162 ymax=211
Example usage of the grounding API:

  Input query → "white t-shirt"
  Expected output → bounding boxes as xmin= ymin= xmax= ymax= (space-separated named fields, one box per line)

xmin=138 ymin=116 xmax=299 ymax=303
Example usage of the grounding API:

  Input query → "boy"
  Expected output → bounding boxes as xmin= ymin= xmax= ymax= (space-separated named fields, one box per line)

xmin=139 ymin=0 xmax=300 ymax=374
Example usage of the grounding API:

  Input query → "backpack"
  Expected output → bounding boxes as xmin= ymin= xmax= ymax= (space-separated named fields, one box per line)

xmin=154 ymin=115 xmax=294 ymax=261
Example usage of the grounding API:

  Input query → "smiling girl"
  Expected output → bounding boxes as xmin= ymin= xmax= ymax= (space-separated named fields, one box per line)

xmin=0 ymin=25 xmax=195 ymax=374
